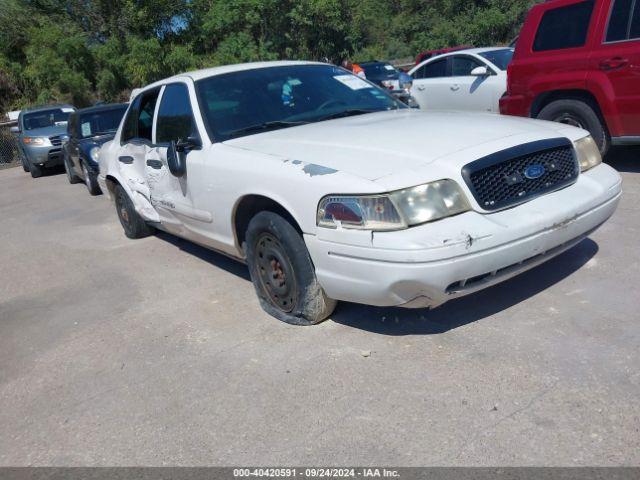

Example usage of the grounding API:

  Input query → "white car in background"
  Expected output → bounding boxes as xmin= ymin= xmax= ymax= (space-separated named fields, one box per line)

xmin=98 ymin=61 xmax=620 ymax=326
xmin=409 ymin=47 xmax=513 ymax=112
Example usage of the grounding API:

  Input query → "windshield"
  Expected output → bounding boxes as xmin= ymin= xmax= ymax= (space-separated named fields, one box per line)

xmin=196 ymin=64 xmax=405 ymax=141
xmin=23 ymin=109 xmax=71 ymax=131
xmin=478 ymin=49 xmax=514 ymax=70
xmin=78 ymin=106 xmax=127 ymax=138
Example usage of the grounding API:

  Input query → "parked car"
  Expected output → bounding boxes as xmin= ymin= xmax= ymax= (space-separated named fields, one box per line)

xmin=62 ymin=103 xmax=128 ymax=195
xmin=409 ymin=47 xmax=514 ymax=112
xmin=415 ymin=45 xmax=473 ymax=65
xmin=359 ymin=61 xmax=402 ymax=89
xmin=500 ymin=0 xmax=640 ymax=154
xmin=11 ymin=104 xmax=75 ymax=177
xmin=99 ymin=61 xmax=620 ymax=326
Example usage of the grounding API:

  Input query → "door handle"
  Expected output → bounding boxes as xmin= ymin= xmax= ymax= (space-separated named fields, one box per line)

xmin=450 ymin=84 xmax=460 ymax=91
xmin=599 ymin=57 xmax=629 ymax=71
xmin=417 ymin=85 xmax=426 ymax=91
xmin=118 ymin=156 xmax=134 ymax=164
xmin=146 ymin=159 xmax=163 ymax=169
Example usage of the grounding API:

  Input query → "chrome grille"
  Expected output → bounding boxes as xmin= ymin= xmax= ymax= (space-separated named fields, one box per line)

xmin=461 ymin=138 xmax=579 ymax=211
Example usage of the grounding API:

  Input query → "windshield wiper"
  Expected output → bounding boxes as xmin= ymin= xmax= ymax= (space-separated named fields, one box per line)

xmin=315 ymin=108 xmax=382 ymax=122
xmin=226 ymin=120 xmax=309 ymax=138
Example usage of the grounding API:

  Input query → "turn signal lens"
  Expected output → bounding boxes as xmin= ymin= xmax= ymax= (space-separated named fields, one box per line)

xmin=22 ymin=137 xmax=46 ymax=145
xmin=574 ymin=136 xmax=602 ymax=172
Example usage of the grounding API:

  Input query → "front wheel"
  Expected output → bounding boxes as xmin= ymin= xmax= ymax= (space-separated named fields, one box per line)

xmin=64 ymin=155 xmax=81 ymax=184
xmin=537 ymin=99 xmax=609 ymax=155
xmin=245 ymin=211 xmax=336 ymax=325
xmin=29 ymin=163 xmax=42 ymax=178
xmin=20 ymin=153 xmax=30 ymax=172
xmin=114 ymin=184 xmax=154 ymax=239
xmin=82 ymin=162 xmax=102 ymax=195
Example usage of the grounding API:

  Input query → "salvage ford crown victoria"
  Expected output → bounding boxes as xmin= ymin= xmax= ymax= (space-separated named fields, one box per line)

xmin=98 ymin=61 xmax=621 ymax=325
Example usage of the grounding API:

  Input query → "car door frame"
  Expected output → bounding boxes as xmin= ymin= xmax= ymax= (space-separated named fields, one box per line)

xmin=145 ymin=79 xmax=216 ymax=240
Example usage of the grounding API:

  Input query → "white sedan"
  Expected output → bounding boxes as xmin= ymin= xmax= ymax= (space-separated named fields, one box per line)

xmin=98 ymin=61 xmax=621 ymax=325
xmin=409 ymin=47 xmax=513 ymax=112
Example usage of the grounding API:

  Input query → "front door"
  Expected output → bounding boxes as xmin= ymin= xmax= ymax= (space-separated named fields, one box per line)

xmin=589 ymin=0 xmax=640 ymax=137
xmin=448 ymin=55 xmax=502 ymax=112
xmin=145 ymin=82 xmax=208 ymax=238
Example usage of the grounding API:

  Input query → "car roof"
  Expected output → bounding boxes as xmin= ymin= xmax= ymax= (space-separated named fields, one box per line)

xmin=412 ymin=46 xmax=512 ymax=68
xmin=21 ymin=104 xmax=75 ymax=114
xmin=74 ymin=103 xmax=128 ymax=115
xmin=143 ymin=60 xmax=325 ymax=89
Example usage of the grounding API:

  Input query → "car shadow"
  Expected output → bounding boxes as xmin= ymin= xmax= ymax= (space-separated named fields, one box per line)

xmin=154 ymin=231 xmax=251 ymax=281
xmin=330 ymin=238 xmax=599 ymax=336
xmin=41 ymin=165 xmax=66 ymax=176
xmin=154 ymin=228 xmax=598 ymax=336
xmin=605 ymin=146 xmax=640 ymax=173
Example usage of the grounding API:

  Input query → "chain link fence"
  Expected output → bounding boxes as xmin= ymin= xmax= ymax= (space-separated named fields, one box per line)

xmin=0 ymin=122 xmax=21 ymax=167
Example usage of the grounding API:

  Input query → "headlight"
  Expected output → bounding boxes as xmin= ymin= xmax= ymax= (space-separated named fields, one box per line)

xmin=574 ymin=136 xmax=601 ymax=172
xmin=317 ymin=179 xmax=470 ymax=231
xmin=23 ymin=137 xmax=50 ymax=146
xmin=90 ymin=146 xmax=100 ymax=163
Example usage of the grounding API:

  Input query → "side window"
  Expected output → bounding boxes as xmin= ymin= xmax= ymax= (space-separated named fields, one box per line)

xmin=533 ymin=1 xmax=594 ymax=51
xmin=137 ymin=92 xmax=158 ymax=141
xmin=156 ymin=83 xmax=198 ymax=144
xmin=415 ymin=59 xmax=448 ymax=79
xmin=606 ymin=0 xmax=640 ymax=41
xmin=451 ymin=56 xmax=483 ymax=76
xmin=122 ymin=96 xmax=141 ymax=143
xmin=632 ymin=0 xmax=640 ymax=38
xmin=121 ymin=90 xmax=159 ymax=143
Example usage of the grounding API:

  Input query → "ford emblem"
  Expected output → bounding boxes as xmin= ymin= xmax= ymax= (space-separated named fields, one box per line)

xmin=524 ymin=164 xmax=545 ymax=179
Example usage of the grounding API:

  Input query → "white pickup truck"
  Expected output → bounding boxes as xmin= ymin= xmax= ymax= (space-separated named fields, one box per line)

xmin=98 ymin=61 xmax=621 ymax=325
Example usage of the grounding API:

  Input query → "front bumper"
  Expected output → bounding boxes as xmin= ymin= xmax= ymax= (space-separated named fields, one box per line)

xmin=499 ymin=93 xmax=529 ymax=117
xmin=23 ymin=144 xmax=63 ymax=167
xmin=305 ymin=164 xmax=621 ymax=308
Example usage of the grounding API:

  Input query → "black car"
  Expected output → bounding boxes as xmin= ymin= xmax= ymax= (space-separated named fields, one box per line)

xmin=359 ymin=61 xmax=400 ymax=89
xmin=63 ymin=103 xmax=128 ymax=195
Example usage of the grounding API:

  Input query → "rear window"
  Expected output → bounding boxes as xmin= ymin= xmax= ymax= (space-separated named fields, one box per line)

xmin=533 ymin=1 xmax=594 ymax=51
xmin=606 ymin=0 xmax=640 ymax=42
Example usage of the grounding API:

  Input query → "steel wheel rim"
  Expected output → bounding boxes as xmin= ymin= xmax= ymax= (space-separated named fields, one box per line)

xmin=553 ymin=113 xmax=584 ymax=129
xmin=255 ymin=233 xmax=296 ymax=312
xmin=116 ymin=191 xmax=130 ymax=225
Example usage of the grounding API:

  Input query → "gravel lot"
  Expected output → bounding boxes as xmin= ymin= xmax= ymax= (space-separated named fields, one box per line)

xmin=0 ymin=149 xmax=638 ymax=466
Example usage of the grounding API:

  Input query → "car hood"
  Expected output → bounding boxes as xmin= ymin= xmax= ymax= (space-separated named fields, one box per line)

xmin=223 ymin=109 xmax=584 ymax=184
xmin=21 ymin=125 xmax=68 ymax=138
xmin=79 ymin=133 xmax=116 ymax=148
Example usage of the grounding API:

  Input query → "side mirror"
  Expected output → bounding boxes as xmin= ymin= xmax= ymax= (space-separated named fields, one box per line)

xmin=167 ymin=137 xmax=201 ymax=177
xmin=10 ymin=126 xmax=20 ymax=134
xmin=470 ymin=66 xmax=490 ymax=77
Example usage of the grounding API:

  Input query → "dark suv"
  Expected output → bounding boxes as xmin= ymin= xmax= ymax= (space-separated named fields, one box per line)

xmin=13 ymin=104 xmax=75 ymax=177
xmin=500 ymin=0 xmax=640 ymax=154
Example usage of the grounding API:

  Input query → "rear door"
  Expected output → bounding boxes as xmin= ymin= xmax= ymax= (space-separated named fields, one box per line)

xmin=588 ymin=0 xmax=640 ymax=136
xmin=117 ymin=89 xmax=161 ymax=208
xmin=410 ymin=57 xmax=451 ymax=109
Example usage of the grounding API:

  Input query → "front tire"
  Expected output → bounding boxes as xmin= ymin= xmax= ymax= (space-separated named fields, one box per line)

xmin=64 ymin=155 xmax=81 ymax=184
xmin=20 ymin=153 xmax=30 ymax=172
xmin=114 ymin=184 xmax=154 ymax=239
xmin=537 ymin=99 xmax=609 ymax=155
xmin=29 ymin=163 xmax=42 ymax=178
xmin=82 ymin=162 xmax=102 ymax=195
xmin=245 ymin=211 xmax=336 ymax=325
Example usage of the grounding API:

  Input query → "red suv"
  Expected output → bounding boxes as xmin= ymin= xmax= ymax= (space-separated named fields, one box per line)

xmin=500 ymin=0 xmax=640 ymax=154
